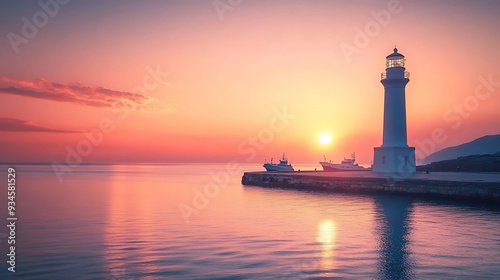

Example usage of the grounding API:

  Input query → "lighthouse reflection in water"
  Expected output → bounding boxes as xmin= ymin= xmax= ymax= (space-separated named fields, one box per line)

xmin=375 ymin=195 xmax=413 ymax=279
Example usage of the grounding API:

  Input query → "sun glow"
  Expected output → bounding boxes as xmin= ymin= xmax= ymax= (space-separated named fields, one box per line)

xmin=319 ymin=133 xmax=332 ymax=145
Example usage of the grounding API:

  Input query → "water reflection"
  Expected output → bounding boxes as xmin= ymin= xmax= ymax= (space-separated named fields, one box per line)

xmin=0 ymin=165 xmax=112 ymax=279
xmin=374 ymin=195 xmax=414 ymax=280
xmin=316 ymin=220 xmax=336 ymax=270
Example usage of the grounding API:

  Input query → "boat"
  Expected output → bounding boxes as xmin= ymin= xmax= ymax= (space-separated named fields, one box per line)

xmin=263 ymin=154 xmax=294 ymax=172
xmin=320 ymin=152 xmax=371 ymax=171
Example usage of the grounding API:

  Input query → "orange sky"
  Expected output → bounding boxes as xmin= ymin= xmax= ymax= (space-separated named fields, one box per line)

xmin=0 ymin=0 xmax=499 ymax=165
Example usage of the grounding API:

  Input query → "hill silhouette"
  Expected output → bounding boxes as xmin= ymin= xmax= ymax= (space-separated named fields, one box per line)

xmin=424 ymin=134 xmax=500 ymax=164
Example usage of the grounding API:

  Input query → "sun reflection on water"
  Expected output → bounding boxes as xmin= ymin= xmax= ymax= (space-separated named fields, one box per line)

xmin=317 ymin=220 xmax=336 ymax=269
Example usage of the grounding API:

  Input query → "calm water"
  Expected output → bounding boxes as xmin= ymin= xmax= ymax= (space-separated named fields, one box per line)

xmin=0 ymin=164 xmax=499 ymax=279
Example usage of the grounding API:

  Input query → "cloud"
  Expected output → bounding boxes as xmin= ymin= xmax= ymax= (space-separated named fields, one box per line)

xmin=0 ymin=118 xmax=78 ymax=133
xmin=0 ymin=77 xmax=160 ymax=111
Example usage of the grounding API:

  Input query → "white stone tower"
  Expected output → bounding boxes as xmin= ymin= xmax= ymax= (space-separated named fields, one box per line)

xmin=373 ymin=48 xmax=415 ymax=173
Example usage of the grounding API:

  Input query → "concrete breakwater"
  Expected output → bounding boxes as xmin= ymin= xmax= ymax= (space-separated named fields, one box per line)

xmin=241 ymin=171 xmax=500 ymax=202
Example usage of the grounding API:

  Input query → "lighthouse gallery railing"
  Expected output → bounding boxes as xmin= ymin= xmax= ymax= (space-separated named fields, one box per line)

xmin=381 ymin=71 xmax=410 ymax=80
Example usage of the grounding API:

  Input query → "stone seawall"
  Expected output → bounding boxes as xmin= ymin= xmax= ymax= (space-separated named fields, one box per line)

xmin=241 ymin=171 xmax=500 ymax=202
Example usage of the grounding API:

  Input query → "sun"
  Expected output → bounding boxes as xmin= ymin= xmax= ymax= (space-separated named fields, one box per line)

xmin=319 ymin=133 xmax=332 ymax=145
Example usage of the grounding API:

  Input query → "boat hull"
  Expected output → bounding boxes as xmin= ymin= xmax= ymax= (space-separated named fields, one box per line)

xmin=263 ymin=163 xmax=294 ymax=172
xmin=319 ymin=162 xmax=371 ymax=172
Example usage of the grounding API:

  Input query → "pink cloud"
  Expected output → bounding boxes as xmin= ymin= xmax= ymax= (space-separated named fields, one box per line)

xmin=0 ymin=77 xmax=157 ymax=110
xmin=0 ymin=118 xmax=78 ymax=133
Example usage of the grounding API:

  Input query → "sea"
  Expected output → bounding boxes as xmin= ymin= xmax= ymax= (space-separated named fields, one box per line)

xmin=0 ymin=163 xmax=499 ymax=279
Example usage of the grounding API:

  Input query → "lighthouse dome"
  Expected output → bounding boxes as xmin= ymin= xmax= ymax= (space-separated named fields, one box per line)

xmin=386 ymin=47 xmax=404 ymax=58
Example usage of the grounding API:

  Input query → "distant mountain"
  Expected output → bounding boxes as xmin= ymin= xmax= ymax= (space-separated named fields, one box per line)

xmin=424 ymin=134 xmax=500 ymax=164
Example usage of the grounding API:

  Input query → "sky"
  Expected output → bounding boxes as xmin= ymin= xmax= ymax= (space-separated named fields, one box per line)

xmin=0 ymin=0 xmax=499 ymax=165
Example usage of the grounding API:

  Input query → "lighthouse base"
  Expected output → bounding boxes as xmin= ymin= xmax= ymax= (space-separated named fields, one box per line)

xmin=373 ymin=146 xmax=416 ymax=173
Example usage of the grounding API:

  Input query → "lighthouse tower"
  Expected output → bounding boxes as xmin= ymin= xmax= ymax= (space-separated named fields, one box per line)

xmin=373 ymin=48 xmax=415 ymax=173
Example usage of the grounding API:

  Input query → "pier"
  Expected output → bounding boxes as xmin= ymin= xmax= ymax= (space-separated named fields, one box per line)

xmin=241 ymin=171 xmax=500 ymax=202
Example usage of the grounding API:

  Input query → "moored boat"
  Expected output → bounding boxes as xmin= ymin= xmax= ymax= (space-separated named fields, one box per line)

xmin=263 ymin=154 xmax=294 ymax=172
xmin=320 ymin=153 xmax=371 ymax=171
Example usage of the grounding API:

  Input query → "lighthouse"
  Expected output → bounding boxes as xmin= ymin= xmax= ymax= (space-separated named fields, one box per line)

xmin=373 ymin=48 xmax=416 ymax=173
